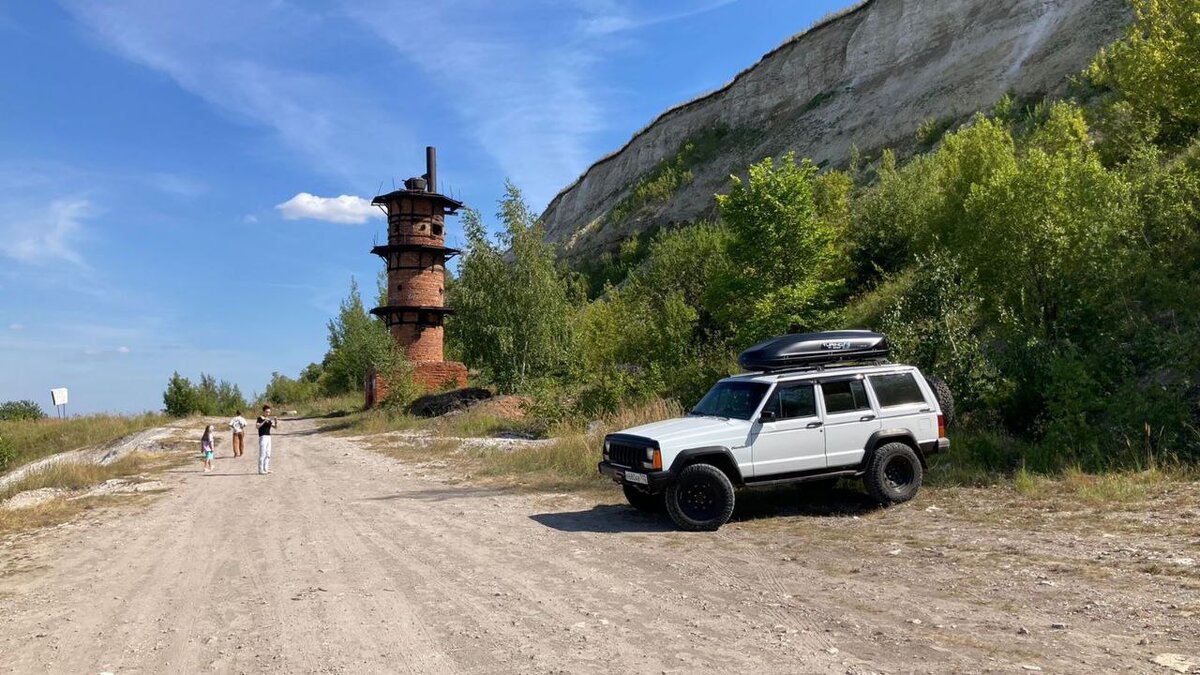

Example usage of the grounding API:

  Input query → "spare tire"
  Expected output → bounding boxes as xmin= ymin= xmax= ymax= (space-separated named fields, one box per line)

xmin=923 ymin=375 xmax=955 ymax=427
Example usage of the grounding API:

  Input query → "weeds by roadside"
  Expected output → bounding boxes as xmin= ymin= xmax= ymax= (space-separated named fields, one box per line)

xmin=0 ymin=451 xmax=187 ymax=536
xmin=0 ymin=413 xmax=168 ymax=475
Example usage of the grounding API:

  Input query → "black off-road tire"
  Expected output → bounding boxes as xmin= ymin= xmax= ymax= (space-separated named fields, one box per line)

xmin=623 ymin=484 xmax=665 ymax=512
xmin=665 ymin=463 xmax=736 ymax=531
xmin=864 ymin=442 xmax=924 ymax=506
xmin=924 ymin=375 xmax=955 ymax=426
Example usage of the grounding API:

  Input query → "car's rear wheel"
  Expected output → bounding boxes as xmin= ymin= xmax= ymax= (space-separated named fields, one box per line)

xmin=864 ymin=442 xmax=923 ymax=505
xmin=666 ymin=463 xmax=736 ymax=531
xmin=622 ymin=484 xmax=664 ymax=512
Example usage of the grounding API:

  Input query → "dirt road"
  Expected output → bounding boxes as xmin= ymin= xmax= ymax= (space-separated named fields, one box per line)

xmin=1 ymin=418 xmax=1197 ymax=674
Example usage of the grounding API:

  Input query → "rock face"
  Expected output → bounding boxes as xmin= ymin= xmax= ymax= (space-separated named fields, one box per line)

xmin=540 ymin=0 xmax=1131 ymax=261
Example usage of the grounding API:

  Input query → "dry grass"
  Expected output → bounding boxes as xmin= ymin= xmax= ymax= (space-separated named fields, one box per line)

xmin=0 ymin=413 xmax=168 ymax=475
xmin=0 ymin=451 xmax=184 ymax=536
xmin=359 ymin=398 xmax=686 ymax=492
xmin=1012 ymin=465 xmax=1189 ymax=503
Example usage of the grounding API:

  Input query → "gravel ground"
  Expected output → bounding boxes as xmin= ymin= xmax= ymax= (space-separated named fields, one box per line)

xmin=0 ymin=417 xmax=1196 ymax=674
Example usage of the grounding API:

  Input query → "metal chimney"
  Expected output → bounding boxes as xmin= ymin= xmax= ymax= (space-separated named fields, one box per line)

xmin=425 ymin=146 xmax=437 ymax=194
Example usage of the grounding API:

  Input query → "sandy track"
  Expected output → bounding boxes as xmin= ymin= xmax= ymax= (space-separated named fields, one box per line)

xmin=0 ymin=418 xmax=1196 ymax=674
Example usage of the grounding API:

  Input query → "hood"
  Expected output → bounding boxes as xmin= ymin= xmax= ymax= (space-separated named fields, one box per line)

xmin=614 ymin=416 xmax=753 ymax=452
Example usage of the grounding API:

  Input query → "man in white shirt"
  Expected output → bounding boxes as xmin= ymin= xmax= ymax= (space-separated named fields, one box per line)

xmin=228 ymin=411 xmax=247 ymax=457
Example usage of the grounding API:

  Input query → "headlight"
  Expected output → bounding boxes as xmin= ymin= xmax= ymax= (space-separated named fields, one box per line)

xmin=642 ymin=448 xmax=662 ymax=471
xmin=603 ymin=440 xmax=610 ymax=459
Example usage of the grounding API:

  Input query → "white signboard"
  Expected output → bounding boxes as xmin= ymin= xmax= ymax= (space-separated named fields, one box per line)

xmin=50 ymin=388 xmax=69 ymax=406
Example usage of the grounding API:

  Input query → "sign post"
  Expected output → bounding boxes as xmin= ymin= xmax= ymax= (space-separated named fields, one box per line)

xmin=50 ymin=388 xmax=69 ymax=419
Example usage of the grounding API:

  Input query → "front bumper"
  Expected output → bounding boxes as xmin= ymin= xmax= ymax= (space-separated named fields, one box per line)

xmin=598 ymin=461 xmax=672 ymax=490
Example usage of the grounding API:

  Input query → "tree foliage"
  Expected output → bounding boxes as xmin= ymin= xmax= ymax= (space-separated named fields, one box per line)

xmin=448 ymin=182 xmax=578 ymax=393
xmin=0 ymin=400 xmax=46 ymax=422
xmin=162 ymin=372 xmax=246 ymax=417
xmin=709 ymin=154 xmax=846 ymax=343
xmin=321 ymin=277 xmax=394 ymax=395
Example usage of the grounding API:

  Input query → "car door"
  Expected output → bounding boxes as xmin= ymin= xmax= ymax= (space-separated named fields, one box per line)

xmin=819 ymin=376 xmax=881 ymax=468
xmin=750 ymin=382 xmax=826 ymax=476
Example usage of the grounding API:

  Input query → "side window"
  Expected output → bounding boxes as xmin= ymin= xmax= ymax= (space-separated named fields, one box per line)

xmin=779 ymin=384 xmax=817 ymax=419
xmin=761 ymin=384 xmax=817 ymax=420
xmin=869 ymin=373 xmax=927 ymax=407
xmin=822 ymin=379 xmax=871 ymax=414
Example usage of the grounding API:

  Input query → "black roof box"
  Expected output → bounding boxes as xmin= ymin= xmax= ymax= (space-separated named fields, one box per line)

xmin=739 ymin=330 xmax=889 ymax=372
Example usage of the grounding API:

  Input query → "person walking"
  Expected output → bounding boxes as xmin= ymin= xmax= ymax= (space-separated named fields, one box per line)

xmin=256 ymin=405 xmax=278 ymax=475
xmin=201 ymin=424 xmax=216 ymax=473
xmin=228 ymin=410 xmax=247 ymax=457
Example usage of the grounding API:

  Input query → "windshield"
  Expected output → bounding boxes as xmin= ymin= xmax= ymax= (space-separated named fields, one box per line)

xmin=690 ymin=381 xmax=770 ymax=421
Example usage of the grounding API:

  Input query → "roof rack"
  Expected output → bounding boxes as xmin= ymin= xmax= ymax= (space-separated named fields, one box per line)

xmin=744 ymin=358 xmax=891 ymax=376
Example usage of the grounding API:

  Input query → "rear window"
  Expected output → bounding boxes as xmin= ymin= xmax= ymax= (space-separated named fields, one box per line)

xmin=822 ymin=379 xmax=871 ymax=414
xmin=869 ymin=373 xmax=927 ymax=407
xmin=761 ymin=384 xmax=817 ymax=420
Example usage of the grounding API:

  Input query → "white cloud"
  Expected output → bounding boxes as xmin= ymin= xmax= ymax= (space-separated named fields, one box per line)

xmin=117 ymin=346 xmax=131 ymax=353
xmin=275 ymin=192 xmax=381 ymax=225
xmin=0 ymin=199 xmax=90 ymax=266
xmin=8 ymin=323 xmax=24 ymax=331
xmin=242 ymin=214 xmax=259 ymax=224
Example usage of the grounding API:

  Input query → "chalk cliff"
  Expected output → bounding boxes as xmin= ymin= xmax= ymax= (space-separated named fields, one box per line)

xmin=541 ymin=0 xmax=1131 ymax=260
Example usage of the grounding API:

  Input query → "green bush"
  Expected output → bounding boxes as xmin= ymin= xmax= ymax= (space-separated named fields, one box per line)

xmin=0 ymin=400 xmax=46 ymax=421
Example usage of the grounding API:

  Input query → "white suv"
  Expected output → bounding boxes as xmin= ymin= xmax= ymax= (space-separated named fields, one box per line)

xmin=598 ymin=331 xmax=951 ymax=531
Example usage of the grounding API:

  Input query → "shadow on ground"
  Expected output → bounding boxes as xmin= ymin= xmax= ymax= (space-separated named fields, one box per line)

xmin=532 ymin=484 xmax=883 ymax=533
xmin=362 ymin=485 xmax=513 ymax=503
xmin=530 ymin=505 xmax=676 ymax=533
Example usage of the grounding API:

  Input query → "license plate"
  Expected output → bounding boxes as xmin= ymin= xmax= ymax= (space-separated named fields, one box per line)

xmin=624 ymin=471 xmax=648 ymax=485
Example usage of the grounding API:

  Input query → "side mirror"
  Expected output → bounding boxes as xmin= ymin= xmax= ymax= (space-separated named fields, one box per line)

xmin=759 ymin=410 xmax=777 ymax=424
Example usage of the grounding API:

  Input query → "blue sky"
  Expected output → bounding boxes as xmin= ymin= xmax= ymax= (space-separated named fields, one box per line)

xmin=0 ymin=0 xmax=851 ymax=414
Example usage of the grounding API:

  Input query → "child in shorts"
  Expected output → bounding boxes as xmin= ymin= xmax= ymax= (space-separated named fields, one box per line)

xmin=201 ymin=425 xmax=215 ymax=473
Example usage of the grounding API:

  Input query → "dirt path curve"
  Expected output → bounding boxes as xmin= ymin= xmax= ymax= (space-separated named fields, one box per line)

xmin=0 ymin=417 xmax=1196 ymax=674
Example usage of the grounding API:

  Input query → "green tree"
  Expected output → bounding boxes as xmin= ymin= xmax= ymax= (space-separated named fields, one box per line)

xmin=321 ymin=277 xmax=394 ymax=395
xmin=709 ymin=153 xmax=846 ymax=344
xmin=163 ymin=372 xmax=199 ymax=417
xmin=1087 ymin=0 xmax=1200 ymax=150
xmin=448 ymin=182 xmax=578 ymax=393
xmin=0 ymin=400 xmax=46 ymax=421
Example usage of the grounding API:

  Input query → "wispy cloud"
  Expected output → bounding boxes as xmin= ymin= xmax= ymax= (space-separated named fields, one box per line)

xmin=8 ymin=323 xmax=24 ymax=331
xmin=57 ymin=0 xmax=413 ymax=185
xmin=345 ymin=1 xmax=607 ymax=209
xmin=343 ymin=1 xmax=739 ymax=210
xmin=577 ymin=0 xmax=739 ymax=36
xmin=276 ymin=192 xmax=381 ymax=225
xmin=0 ymin=198 xmax=91 ymax=266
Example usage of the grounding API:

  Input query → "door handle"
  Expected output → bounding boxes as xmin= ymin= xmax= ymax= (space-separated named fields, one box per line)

xmin=860 ymin=415 xmax=876 ymax=422
xmin=806 ymin=421 xmax=823 ymax=429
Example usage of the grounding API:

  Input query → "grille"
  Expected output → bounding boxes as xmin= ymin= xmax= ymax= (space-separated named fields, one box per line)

xmin=608 ymin=442 xmax=645 ymax=469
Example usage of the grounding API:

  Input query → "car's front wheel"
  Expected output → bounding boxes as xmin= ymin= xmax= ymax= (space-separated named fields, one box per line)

xmin=622 ymin=484 xmax=665 ymax=512
xmin=864 ymin=442 xmax=923 ymax=505
xmin=665 ymin=463 xmax=736 ymax=531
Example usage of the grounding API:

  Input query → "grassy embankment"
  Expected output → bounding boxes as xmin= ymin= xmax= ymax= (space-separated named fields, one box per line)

xmin=0 ymin=413 xmax=179 ymax=535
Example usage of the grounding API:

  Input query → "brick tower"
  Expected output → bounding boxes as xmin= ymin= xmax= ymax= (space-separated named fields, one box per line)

xmin=367 ymin=147 xmax=468 ymax=402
